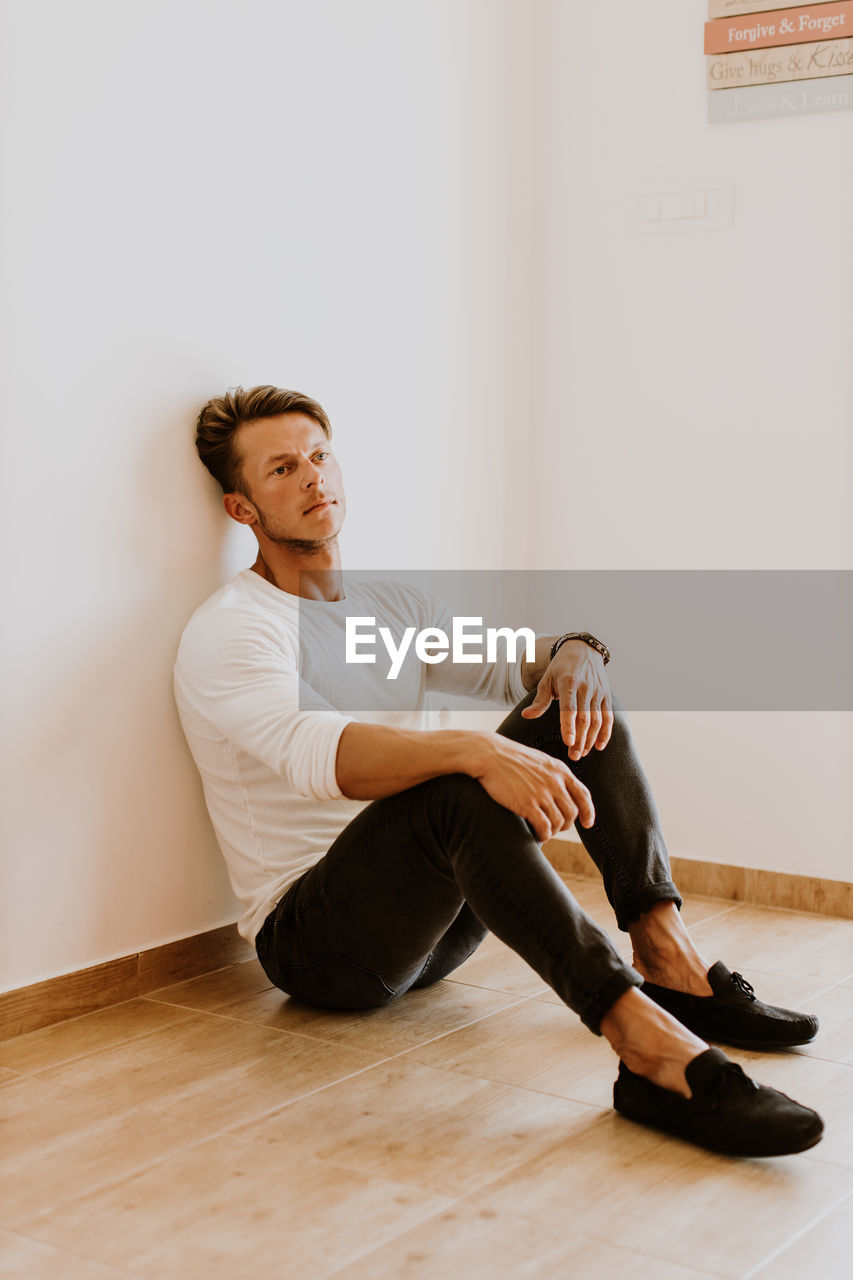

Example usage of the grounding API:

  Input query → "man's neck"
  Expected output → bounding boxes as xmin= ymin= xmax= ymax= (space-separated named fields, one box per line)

xmin=251 ymin=543 xmax=344 ymax=601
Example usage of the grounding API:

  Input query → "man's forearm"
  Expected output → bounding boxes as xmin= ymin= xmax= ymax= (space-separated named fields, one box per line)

xmin=336 ymin=635 xmax=561 ymax=801
xmin=334 ymin=710 xmax=595 ymax=840
xmin=335 ymin=721 xmax=490 ymax=800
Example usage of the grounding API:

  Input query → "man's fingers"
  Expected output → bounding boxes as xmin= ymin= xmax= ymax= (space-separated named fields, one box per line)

xmin=565 ymin=775 xmax=595 ymax=828
xmin=569 ymin=697 xmax=591 ymax=760
xmin=581 ymin=702 xmax=603 ymax=757
xmin=595 ymin=700 xmax=614 ymax=750
xmin=527 ymin=807 xmax=552 ymax=843
xmin=551 ymin=787 xmax=578 ymax=832
xmin=539 ymin=799 xmax=566 ymax=840
xmin=521 ymin=681 xmax=553 ymax=720
xmin=559 ymin=689 xmax=578 ymax=748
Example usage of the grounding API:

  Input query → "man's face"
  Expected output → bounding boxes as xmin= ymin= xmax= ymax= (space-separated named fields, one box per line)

xmin=231 ymin=412 xmax=346 ymax=544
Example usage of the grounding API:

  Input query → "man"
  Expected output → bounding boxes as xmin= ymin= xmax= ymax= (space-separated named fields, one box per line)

xmin=174 ymin=384 xmax=823 ymax=1158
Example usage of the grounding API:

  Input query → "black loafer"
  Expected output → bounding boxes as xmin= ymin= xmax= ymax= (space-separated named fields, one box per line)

xmin=613 ymin=1047 xmax=824 ymax=1157
xmin=641 ymin=962 xmax=819 ymax=1049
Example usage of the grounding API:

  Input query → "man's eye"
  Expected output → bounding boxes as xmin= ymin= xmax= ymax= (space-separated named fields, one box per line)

xmin=272 ymin=465 xmax=290 ymax=475
xmin=314 ymin=452 xmax=328 ymax=462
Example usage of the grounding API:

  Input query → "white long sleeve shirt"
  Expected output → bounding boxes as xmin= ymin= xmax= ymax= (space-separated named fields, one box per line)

xmin=173 ymin=569 xmax=527 ymax=943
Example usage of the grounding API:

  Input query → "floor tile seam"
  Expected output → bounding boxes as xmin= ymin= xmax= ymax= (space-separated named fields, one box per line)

xmin=254 ymin=994 xmax=544 ymax=1085
xmin=317 ymin=1196 xmax=470 ymax=1280
xmin=6 ymin=985 xmax=250 ymax=1047
xmin=8 ymin=1061 xmax=401 ymax=1188
xmin=181 ymin=1066 xmax=590 ymax=1204
xmin=790 ymin=977 xmax=851 ymax=1001
xmin=321 ymin=1208 xmax=730 ymax=1280
xmin=14 ymin=1140 xmax=461 ymax=1273
xmin=19 ymin=1036 xmax=389 ymax=1122
xmin=815 ymin=979 xmax=853 ymax=1000
xmin=553 ymin=1228 xmax=732 ymax=1279
xmin=443 ymin=975 xmax=549 ymax=998
xmin=342 ymin=994 xmax=538 ymax=1068
xmin=15 ymin=1000 xmax=542 ymax=1150
xmin=387 ymin=1050 xmax=617 ymax=1108
xmin=22 ymin=1007 xmax=238 ymax=1084
xmin=319 ymin=1212 xmax=550 ymax=1280
xmin=801 ymin=1150 xmax=853 ymax=1171
xmin=11 ymin=1119 xmax=295 ymax=1240
xmin=179 ymin=1054 xmax=432 ymax=1141
xmin=141 ymin=963 xmax=266 ymax=1000
xmin=5 ymin=1130 xmax=259 ymax=1235
xmin=1 ymin=1015 xmax=210 ymax=1078
xmin=740 ymin=1183 xmax=853 ymax=1280
xmin=693 ymin=900 xmax=853 ymax=924
xmin=137 ymin=998 xmax=409 ymax=1056
xmin=14 ymin=1064 xmax=610 ymax=1188
xmin=446 ymin=1188 xmax=731 ymax=1277
xmin=1 ymin=1094 xmax=206 ymax=1156
xmin=682 ymin=903 xmax=744 ymax=928
xmin=784 ymin=1055 xmax=853 ymax=1079
xmin=787 ymin=1047 xmax=853 ymax=1067
xmin=197 ymin=1115 xmax=583 ymax=1213
xmin=138 ymin=992 xmax=537 ymax=1054
xmin=2 ymin=1222 xmax=153 ymax=1278
xmin=140 ymin=986 xmax=274 ymax=1013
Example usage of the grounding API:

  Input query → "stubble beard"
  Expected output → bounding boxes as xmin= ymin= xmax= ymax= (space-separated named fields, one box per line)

xmin=255 ymin=506 xmax=339 ymax=556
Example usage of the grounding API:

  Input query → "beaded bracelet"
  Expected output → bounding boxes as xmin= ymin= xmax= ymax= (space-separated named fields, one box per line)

xmin=549 ymin=631 xmax=610 ymax=665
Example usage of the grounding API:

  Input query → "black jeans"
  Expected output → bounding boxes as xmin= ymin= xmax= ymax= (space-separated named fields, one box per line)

xmin=255 ymin=692 xmax=682 ymax=1034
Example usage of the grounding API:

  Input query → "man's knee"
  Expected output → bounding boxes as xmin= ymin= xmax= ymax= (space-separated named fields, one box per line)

xmin=420 ymin=771 xmax=495 ymax=813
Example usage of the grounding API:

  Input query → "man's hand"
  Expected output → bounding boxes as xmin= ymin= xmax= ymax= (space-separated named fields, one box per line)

xmin=471 ymin=733 xmax=594 ymax=842
xmin=521 ymin=639 xmax=613 ymax=760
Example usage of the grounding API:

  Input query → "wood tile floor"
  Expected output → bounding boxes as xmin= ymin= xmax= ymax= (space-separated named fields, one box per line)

xmin=2 ymin=876 xmax=853 ymax=1279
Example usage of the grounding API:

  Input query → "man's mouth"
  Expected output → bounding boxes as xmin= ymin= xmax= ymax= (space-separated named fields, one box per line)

xmin=304 ymin=498 xmax=335 ymax=514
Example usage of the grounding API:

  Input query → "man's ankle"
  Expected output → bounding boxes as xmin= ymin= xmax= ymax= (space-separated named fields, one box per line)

xmin=631 ymin=951 xmax=713 ymax=996
xmin=600 ymin=987 xmax=708 ymax=1098
xmin=629 ymin=903 xmax=713 ymax=996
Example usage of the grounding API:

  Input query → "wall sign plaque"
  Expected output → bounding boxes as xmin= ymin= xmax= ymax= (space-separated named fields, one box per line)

xmin=707 ymin=0 xmax=853 ymax=118
xmin=705 ymin=2 xmax=853 ymax=55
xmin=707 ymin=36 xmax=853 ymax=88
xmin=707 ymin=70 xmax=853 ymax=117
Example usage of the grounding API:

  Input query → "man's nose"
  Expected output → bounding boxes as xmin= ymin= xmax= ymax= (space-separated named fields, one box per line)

xmin=301 ymin=460 xmax=325 ymax=487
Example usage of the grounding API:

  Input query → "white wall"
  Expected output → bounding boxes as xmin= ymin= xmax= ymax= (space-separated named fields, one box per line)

xmin=531 ymin=0 xmax=853 ymax=880
xmin=0 ymin=0 xmax=532 ymax=991
xmin=2 ymin=0 xmax=850 ymax=993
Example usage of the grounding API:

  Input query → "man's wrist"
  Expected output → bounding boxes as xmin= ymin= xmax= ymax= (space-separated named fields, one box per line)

xmin=550 ymin=632 xmax=610 ymax=665
xmin=435 ymin=728 xmax=491 ymax=779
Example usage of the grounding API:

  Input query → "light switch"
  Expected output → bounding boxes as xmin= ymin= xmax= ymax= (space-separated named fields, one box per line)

xmin=660 ymin=191 xmax=684 ymax=219
xmin=633 ymin=180 xmax=734 ymax=233
xmin=637 ymin=193 xmax=661 ymax=221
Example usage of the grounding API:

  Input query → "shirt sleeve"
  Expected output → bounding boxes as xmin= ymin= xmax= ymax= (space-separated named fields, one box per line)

xmin=411 ymin=587 xmax=531 ymax=706
xmin=174 ymin=605 xmax=355 ymax=801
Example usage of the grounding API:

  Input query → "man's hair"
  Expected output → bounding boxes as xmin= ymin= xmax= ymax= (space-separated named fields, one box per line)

xmin=195 ymin=385 xmax=332 ymax=493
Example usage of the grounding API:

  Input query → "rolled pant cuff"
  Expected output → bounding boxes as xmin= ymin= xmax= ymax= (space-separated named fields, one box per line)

xmin=583 ymin=966 xmax=644 ymax=1036
xmin=615 ymin=881 xmax=682 ymax=933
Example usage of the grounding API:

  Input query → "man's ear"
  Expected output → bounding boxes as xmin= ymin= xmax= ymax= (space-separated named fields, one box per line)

xmin=223 ymin=492 xmax=258 ymax=526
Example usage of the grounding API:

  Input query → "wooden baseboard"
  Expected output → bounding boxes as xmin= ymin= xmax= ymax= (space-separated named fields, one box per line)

xmin=543 ymin=840 xmax=853 ymax=920
xmin=2 ymin=851 xmax=850 ymax=1044
xmin=0 ymin=924 xmax=253 ymax=1043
